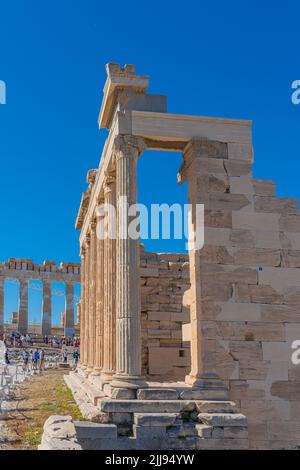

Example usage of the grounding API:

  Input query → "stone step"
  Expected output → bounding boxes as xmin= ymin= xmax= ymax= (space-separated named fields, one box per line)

xmin=195 ymin=400 xmax=238 ymax=414
xmin=137 ymin=388 xmax=179 ymax=400
xmin=100 ymin=399 xmax=195 ymax=414
xmin=68 ymin=371 xmax=104 ymax=406
xmin=198 ymin=413 xmax=247 ymax=427
xmin=134 ymin=413 xmax=178 ymax=427
xmin=180 ymin=389 xmax=229 ymax=400
xmin=64 ymin=375 xmax=109 ymax=423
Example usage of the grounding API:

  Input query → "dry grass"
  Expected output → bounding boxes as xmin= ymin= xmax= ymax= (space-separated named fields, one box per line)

xmin=1 ymin=369 xmax=83 ymax=450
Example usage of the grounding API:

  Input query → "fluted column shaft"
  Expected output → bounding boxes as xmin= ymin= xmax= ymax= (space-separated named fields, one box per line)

xmin=0 ymin=279 xmax=4 ymax=335
xmin=88 ymin=221 xmax=97 ymax=371
xmin=80 ymin=247 xmax=87 ymax=367
xmin=65 ymin=283 xmax=74 ymax=337
xmin=94 ymin=197 xmax=105 ymax=374
xmin=102 ymin=175 xmax=116 ymax=381
xmin=41 ymin=280 xmax=52 ymax=336
xmin=85 ymin=236 xmax=91 ymax=367
xmin=18 ymin=279 xmax=28 ymax=335
xmin=112 ymin=137 xmax=145 ymax=390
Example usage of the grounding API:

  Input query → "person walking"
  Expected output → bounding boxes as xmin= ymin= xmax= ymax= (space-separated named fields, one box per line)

xmin=23 ymin=350 xmax=30 ymax=371
xmin=32 ymin=349 xmax=40 ymax=371
xmin=39 ymin=349 xmax=45 ymax=371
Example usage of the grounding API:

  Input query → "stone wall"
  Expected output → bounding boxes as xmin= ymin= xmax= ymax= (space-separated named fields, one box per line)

xmin=182 ymin=139 xmax=300 ymax=449
xmin=140 ymin=249 xmax=190 ymax=380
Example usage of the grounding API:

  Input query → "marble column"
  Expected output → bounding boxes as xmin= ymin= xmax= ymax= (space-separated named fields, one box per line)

xmin=0 ymin=279 xmax=4 ymax=334
xmin=65 ymin=283 xmax=75 ymax=337
xmin=85 ymin=235 xmax=91 ymax=369
xmin=88 ymin=220 xmax=97 ymax=373
xmin=111 ymin=136 xmax=146 ymax=392
xmin=18 ymin=279 xmax=28 ymax=335
xmin=101 ymin=173 xmax=117 ymax=381
xmin=79 ymin=246 xmax=87 ymax=367
xmin=94 ymin=196 xmax=105 ymax=375
xmin=41 ymin=280 xmax=52 ymax=336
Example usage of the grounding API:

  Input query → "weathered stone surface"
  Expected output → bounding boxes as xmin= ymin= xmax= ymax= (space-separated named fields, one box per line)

xmin=252 ymin=179 xmax=275 ymax=196
xmin=196 ymin=437 xmax=249 ymax=450
xmin=279 ymin=215 xmax=300 ymax=232
xmin=236 ymin=284 xmax=284 ymax=304
xmin=196 ymin=424 xmax=213 ymax=438
xmin=100 ymin=399 xmax=195 ymax=413
xmin=198 ymin=413 xmax=247 ymax=427
xmin=271 ymin=381 xmax=300 ymax=401
xmin=195 ymin=401 xmax=238 ymax=413
xmin=254 ymin=196 xmax=299 ymax=214
xmin=134 ymin=413 xmax=178 ymax=426
xmin=137 ymin=388 xmax=179 ymax=400
xmin=230 ymin=229 xmax=255 ymax=247
xmin=204 ymin=209 xmax=232 ymax=228
xmin=223 ymin=159 xmax=252 ymax=176
xmin=233 ymin=248 xmax=281 ymax=266
xmin=74 ymin=422 xmax=117 ymax=439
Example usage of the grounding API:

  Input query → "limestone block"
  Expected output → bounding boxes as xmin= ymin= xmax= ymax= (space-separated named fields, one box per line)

xmin=258 ymin=267 xmax=300 ymax=292
xmin=180 ymin=389 xmax=229 ymax=400
xmin=212 ymin=426 xmax=248 ymax=439
xmin=198 ymin=413 xmax=247 ymax=427
xmin=284 ymin=286 xmax=300 ymax=305
xmin=281 ymin=250 xmax=300 ymax=268
xmin=236 ymin=284 xmax=283 ymax=304
xmin=74 ymin=422 xmax=117 ymax=439
xmin=255 ymin=230 xmax=281 ymax=249
xmin=230 ymin=229 xmax=255 ymax=247
xmin=247 ymin=423 xmax=268 ymax=441
xmin=216 ymin=302 xmax=261 ymax=321
xmin=230 ymin=381 xmax=265 ymax=401
xmin=279 ymin=215 xmax=300 ymax=232
xmin=148 ymin=347 xmax=190 ymax=374
xmin=228 ymin=342 xmax=263 ymax=361
xmin=202 ymin=264 xmax=258 ymax=284
xmin=233 ymin=248 xmax=281 ymax=267
xmin=270 ymin=381 xmax=300 ymax=401
xmin=195 ymin=424 xmax=212 ymax=438
xmin=223 ymin=159 xmax=252 ymax=176
xmin=230 ymin=176 xmax=254 ymax=195
xmin=200 ymin=246 xmax=234 ymax=264
xmin=239 ymin=360 xmax=270 ymax=380
xmin=232 ymin=211 xmax=279 ymax=231
xmin=196 ymin=437 xmax=249 ymax=450
xmin=137 ymin=389 xmax=179 ymax=400
xmin=204 ymin=209 xmax=232 ymax=228
xmin=260 ymin=304 xmax=300 ymax=322
xmin=196 ymin=401 xmax=238 ymax=414
xmin=206 ymin=193 xmax=252 ymax=211
xmin=282 ymin=232 xmax=300 ymax=250
xmin=252 ymin=179 xmax=275 ymax=196
xmin=197 ymin=174 xmax=230 ymax=193
xmin=227 ymin=143 xmax=253 ymax=162
xmin=216 ymin=321 xmax=284 ymax=341
xmin=204 ymin=227 xmax=230 ymax=246
xmin=254 ymin=196 xmax=299 ymax=214
xmin=201 ymin=282 xmax=233 ymax=301
xmin=100 ymin=400 xmax=195 ymax=414
xmin=134 ymin=413 xmax=178 ymax=426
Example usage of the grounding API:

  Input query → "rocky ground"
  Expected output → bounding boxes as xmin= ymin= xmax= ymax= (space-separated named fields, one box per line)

xmin=0 ymin=369 xmax=83 ymax=450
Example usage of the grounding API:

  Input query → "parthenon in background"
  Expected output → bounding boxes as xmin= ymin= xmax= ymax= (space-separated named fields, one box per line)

xmin=0 ymin=258 xmax=81 ymax=337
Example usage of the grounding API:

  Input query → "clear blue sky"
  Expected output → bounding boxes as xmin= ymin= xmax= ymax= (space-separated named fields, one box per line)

xmin=0 ymin=0 xmax=299 ymax=323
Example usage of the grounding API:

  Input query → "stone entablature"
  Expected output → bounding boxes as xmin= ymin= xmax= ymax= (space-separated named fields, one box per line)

xmin=0 ymin=258 xmax=81 ymax=337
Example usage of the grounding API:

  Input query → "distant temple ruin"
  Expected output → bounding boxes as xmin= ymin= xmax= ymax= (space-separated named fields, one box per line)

xmin=0 ymin=258 xmax=80 ymax=337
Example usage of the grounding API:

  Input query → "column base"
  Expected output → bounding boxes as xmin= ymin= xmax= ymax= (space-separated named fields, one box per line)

xmin=100 ymin=370 xmax=115 ymax=383
xmin=111 ymin=374 xmax=147 ymax=390
xmin=90 ymin=367 xmax=102 ymax=376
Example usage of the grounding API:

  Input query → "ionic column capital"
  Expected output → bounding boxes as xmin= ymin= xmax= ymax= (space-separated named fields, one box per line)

xmin=113 ymin=135 xmax=146 ymax=161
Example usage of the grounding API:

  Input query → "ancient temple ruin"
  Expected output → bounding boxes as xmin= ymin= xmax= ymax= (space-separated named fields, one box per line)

xmin=60 ymin=63 xmax=300 ymax=450
xmin=0 ymin=258 xmax=80 ymax=337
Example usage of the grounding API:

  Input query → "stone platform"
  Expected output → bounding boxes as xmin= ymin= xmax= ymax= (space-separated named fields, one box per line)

xmin=61 ymin=370 xmax=249 ymax=450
